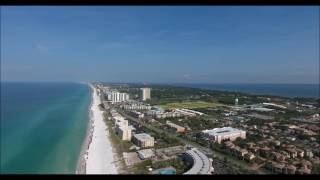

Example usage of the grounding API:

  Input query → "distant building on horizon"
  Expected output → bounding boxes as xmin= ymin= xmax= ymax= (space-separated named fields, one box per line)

xmin=141 ymin=88 xmax=151 ymax=101
xmin=235 ymin=98 xmax=239 ymax=106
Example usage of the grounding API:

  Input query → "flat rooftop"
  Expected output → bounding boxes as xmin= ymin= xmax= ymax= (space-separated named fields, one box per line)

xmin=202 ymin=127 xmax=244 ymax=136
xmin=134 ymin=133 xmax=154 ymax=141
xmin=248 ymin=113 xmax=274 ymax=120
xmin=137 ymin=149 xmax=154 ymax=158
xmin=183 ymin=148 xmax=212 ymax=174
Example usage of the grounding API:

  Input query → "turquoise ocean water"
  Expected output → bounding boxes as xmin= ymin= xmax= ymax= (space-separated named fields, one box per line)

xmin=0 ymin=82 xmax=91 ymax=174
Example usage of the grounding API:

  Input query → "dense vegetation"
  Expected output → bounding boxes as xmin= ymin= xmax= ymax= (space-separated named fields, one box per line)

xmin=159 ymin=101 xmax=220 ymax=110
xmin=151 ymin=156 xmax=190 ymax=174
xmin=106 ymin=83 xmax=319 ymax=110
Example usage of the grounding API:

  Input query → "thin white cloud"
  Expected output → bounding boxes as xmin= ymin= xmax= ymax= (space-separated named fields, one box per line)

xmin=183 ymin=74 xmax=192 ymax=79
xmin=36 ymin=44 xmax=49 ymax=53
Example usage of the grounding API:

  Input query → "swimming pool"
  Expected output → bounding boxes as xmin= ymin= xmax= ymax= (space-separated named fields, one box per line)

xmin=152 ymin=168 xmax=177 ymax=174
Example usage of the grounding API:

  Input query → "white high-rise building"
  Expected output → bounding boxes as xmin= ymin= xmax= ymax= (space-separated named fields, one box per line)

xmin=235 ymin=98 xmax=239 ymax=106
xmin=106 ymin=91 xmax=129 ymax=102
xmin=141 ymin=88 xmax=151 ymax=101
xmin=115 ymin=120 xmax=132 ymax=141
xmin=107 ymin=93 xmax=112 ymax=101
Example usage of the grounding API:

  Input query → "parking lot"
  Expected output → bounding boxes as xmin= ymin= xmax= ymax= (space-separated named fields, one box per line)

xmin=123 ymin=152 xmax=143 ymax=166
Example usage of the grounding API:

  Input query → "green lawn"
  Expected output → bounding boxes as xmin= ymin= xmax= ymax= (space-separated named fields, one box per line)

xmin=159 ymin=101 xmax=222 ymax=110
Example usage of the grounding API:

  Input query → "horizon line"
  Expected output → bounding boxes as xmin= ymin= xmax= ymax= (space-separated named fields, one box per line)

xmin=1 ymin=80 xmax=319 ymax=85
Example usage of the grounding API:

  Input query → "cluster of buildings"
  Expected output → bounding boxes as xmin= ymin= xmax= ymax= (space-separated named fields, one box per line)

xmin=128 ymin=110 xmax=145 ymax=119
xmin=223 ymin=141 xmax=254 ymax=161
xmin=146 ymin=108 xmax=204 ymax=119
xmin=222 ymin=137 xmax=320 ymax=174
xmin=184 ymin=98 xmax=319 ymax=173
xmin=231 ymin=101 xmax=289 ymax=113
xmin=110 ymin=109 xmax=155 ymax=149
xmin=290 ymin=113 xmax=320 ymax=123
xmin=130 ymin=145 xmax=214 ymax=175
xmin=120 ymin=103 xmax=152 ymax=110
xmin=284 ymin=124 xmax=318 ymax=136
xmin=148 ymin=110 xmax=182 ymax=119
xmin=111 ymin=110 xmax=133 ymax=141
xmin=102 ymin=85 xmax=152 ymax=103
xmin=202 ymin=127 xmax=246 ymax=143
xmin=305 ymin=113 xmax=320 ymax=121
xmin=101 ymin=86 xmax=213 ymax=174
xmin=99 ymin=83 xmax=319 ymax=174
xmin=216 ymin=110 xmax=320 ymax=174
xmin=106 ymin=91 xmax=130 ymax=103
xmin=222 ymin=111 xmax=238 ymax=117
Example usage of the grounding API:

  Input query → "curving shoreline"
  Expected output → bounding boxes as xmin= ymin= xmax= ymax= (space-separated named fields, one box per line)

xmin=76 ymin=84 xmax=118 ymax=174
xmin=76 ymin=83 xmax=94 ymax=174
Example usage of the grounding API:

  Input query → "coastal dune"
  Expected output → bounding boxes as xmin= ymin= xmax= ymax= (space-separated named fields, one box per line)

xmin=85 ymin=85 xmax=118 ymax=174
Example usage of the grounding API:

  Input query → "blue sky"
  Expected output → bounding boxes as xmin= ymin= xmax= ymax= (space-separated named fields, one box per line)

xmin=1 ymin=6 xmax=319 ymax=83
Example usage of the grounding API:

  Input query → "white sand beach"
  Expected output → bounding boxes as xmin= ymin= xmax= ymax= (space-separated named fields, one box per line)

xmin=85 ymin=85 xmax=118 ymax=174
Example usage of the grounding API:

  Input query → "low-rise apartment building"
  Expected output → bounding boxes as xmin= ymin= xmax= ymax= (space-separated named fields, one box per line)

xmin=132 ymin=133 xmax=155 ymax=148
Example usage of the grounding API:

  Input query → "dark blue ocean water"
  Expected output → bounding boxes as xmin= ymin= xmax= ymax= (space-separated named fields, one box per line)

xmin=174 ymin=83 xmax=319 ymax=98
xmin=0 ymin=82 xmax=91 ymax=174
